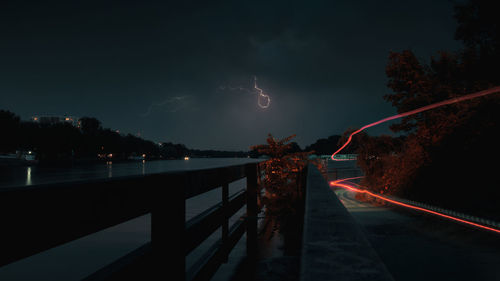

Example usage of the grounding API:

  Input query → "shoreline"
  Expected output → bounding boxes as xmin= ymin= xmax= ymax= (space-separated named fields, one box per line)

xmin=0 ymin=156 xmax=257 ymax=168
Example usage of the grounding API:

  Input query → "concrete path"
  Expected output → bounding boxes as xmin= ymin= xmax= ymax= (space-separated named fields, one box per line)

xmin=335 ymin=188 xmax=500 ymax=281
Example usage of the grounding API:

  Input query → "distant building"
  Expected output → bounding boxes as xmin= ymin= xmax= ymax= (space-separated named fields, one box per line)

xmin=32 ymin=115 xmax=81 ymax=127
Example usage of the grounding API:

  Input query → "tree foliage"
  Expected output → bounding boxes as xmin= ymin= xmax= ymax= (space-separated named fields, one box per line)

xmin=355 ymin=0 xmax=500 ymax=218
xmin=304 ymin=135 xmax=341 ymax=155
xmin=0 ymin=110 xmax=21 ymax=153
xmin=0 ymin=110 xmax=253 ymax=162
xmin=0 ymin=111 xmax=160 ymax=162
xmin=250 ymin=134 xmax=310 ymax=233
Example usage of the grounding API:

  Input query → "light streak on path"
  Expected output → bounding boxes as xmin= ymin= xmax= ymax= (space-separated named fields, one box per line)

xmin=329 ymin=177 xmax=500 ymax=235
xmin=331 ymin=85 xmax=500 ymax=161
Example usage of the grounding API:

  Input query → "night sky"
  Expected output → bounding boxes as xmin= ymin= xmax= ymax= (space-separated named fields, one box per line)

xmin=0 ymin=0 xmax=462 ymax=150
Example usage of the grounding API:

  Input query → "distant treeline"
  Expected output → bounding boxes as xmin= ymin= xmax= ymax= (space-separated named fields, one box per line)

xmin=303 ymin=135 xmax=342 ymax=155
xmin=0 ymin=110 xmax=351 ymax=163
xmin=0 ymin=111 xmax=249 ymax=162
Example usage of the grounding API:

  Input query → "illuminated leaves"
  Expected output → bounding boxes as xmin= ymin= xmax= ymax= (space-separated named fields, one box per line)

xmin=251 ymin=134 xmax=310 ymax=232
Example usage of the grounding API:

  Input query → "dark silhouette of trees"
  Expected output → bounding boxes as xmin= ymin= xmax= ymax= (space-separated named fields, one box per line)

xmin=337 ymin=129 xmax=367 ymax=154
xmin=36 ymin=123 xmax=82 ymax=161
xmin=80 ymin=117 xmax=101 ymax=135
xmin=303 ymin=135 xmax=341 ymax=155
xmin=287 ymin=142 xmax=302 ymax=154
xmin=0 ymin=112 xmax=162 ymax=162
xmin=354 ymin=0 xmax=500 ymax=219
xmin=0 ymin=110 xmax=21 ymax=153
xmin=454 ymin=0 xmax=500 ymax=86
xmin=0 ymin=110 xmax=256 ymax=163
xmin=159 ymin=142 xmax=189 ymax=159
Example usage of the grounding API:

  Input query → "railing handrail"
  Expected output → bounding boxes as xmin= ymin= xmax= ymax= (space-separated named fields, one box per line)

xmin=0 ymin=162 xmax=261 ymax=281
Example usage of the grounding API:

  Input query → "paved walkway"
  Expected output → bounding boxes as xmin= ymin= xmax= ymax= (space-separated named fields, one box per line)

xmin=335 ymin=187 xmax=500 ymax=281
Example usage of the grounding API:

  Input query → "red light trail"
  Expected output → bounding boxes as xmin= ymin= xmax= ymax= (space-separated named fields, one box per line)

xmin=328 ymin=86 xmax=500 ymax=234
xmin=329 ymin=177 xmax=500 ymax=234
xmin=331 ymin=86 xmax=500 ymax=161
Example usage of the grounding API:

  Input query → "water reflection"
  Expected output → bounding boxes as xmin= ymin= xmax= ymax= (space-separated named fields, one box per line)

xmin=26 ymin=166 xmax=32 ymax=186
xmin=107 ymin=161 xmax=112 ymax=178
xmin=1 ymin=158 xmax=259 ymax=188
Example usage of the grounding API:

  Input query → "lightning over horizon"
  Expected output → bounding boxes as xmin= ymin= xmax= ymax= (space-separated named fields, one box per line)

xmin=218 ymin=76 xmax=271 ymax=109
xmin=254 ymin=76 xmax=271 ymax=109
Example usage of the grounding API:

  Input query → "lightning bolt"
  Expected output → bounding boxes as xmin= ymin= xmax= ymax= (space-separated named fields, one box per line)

xmin=254 ymin=76 xmax=271 ymax=109
xmin=218 ymin=77 xmax=272 ymax=109
xmin=218 ymin=85 xmax=253 ymax=94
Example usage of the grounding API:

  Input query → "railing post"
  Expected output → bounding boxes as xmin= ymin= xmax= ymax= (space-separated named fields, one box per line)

xmin=221 ymin=181 xmax=229 ymax=262
xmin=151 ymin=174 xmax=185 ymax=280
xmin=245 ymin=163 xmax=258 ymax=259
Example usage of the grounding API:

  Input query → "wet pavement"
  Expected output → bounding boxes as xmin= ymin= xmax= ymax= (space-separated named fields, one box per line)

xmin=334 ymin=180 xmax=500 ymax=281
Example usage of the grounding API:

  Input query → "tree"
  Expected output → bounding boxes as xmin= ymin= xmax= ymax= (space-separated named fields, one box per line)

xmin=0 ymin=110 xmax=21 ymax=153
xmin=288 ymin=142 xmax=302 ymax=153
xmin=36 ymin=123 xmax=82 ymax=161
xmin=374 ymin=47 xmax=500 ymax=197
xmin=250 ymin=134 xmax=310 ymax=236
xmin=355 ymin=0 xmax=500 ymax=218
xmin=454 ymin=0 xmax=500 ymax=86
xmin=159 ymin=142 xmax=189 ymax=159
xmin=337 ymin=128 xmax=365 ymax=154
xmin=303 ymin=135 xmax=341 ymax=155
xmin=79 ymin=117 xmax=102 ymax=136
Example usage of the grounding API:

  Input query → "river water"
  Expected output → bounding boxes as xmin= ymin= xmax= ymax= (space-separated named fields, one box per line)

xmin=0 ymin=158 xmax=259 ymax=188
xmin=0 ymin=158 xmax=259 ymax=281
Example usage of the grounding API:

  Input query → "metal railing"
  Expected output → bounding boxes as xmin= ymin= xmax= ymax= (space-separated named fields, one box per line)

xmin=327 ymin=167 xmax=363 ymax=180
xmin=0 ymin=162 xmax=261 ymax=281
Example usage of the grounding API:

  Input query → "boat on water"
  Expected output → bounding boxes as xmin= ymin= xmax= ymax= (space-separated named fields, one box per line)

xmin=0 ymin=151 xmax=38 ymax=165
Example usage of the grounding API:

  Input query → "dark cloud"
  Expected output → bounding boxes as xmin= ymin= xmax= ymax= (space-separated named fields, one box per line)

xmin=0 ymin=0 xmax=461 ymax=150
